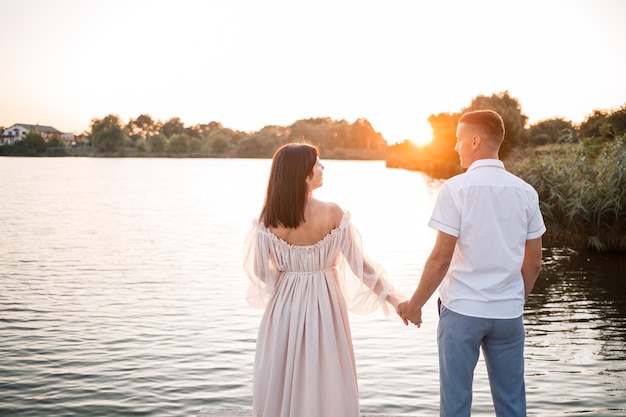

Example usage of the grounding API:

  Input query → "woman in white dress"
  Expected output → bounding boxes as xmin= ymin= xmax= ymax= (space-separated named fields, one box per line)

xmin=244 ymin=142 xmax=406 ymax=417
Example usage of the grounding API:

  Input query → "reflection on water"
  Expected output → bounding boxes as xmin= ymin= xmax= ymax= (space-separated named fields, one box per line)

xmin=0 ymin=157 xmax=624 ymax=416
xmin=524 ymin=247 xmax=626 ymax=415
xmin=528 ymin=247 xmax=626 ymax=360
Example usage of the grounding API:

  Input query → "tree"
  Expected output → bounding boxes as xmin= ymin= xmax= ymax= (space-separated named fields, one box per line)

xmin=184 ymin=127 xmax=204 ymax=140
xmin=127 ymin=114 xmax=157 ymax=140
xmin=325 ymin=120 xmax=350 ymax=150
xmin=579 ymin=104 xmax=626 ymax=140
xmin=210 ymin=137 xmax=229 ymax=154
xmin=46 ymin=135 xmax=67 ymax=156
xmin=147 ymin=134 xmax=168 ymax=153
xmin=290 ymin=118 xmax=330 ymax=146
xmin=348 ymin=118 xmax=385 ymax=149
xmin=161 ymin=117 xmax=185 ymax=138
xmin=236 ymin=137 xmax=272 ymax=157
xmin=288 ymin=117 xmax=382 ymax=150
xmin=46 ymin=136 xmax=66 ymax=148
xmin=20 ymin=131 xmax=47 ymax=156
xmin=254 ymin=125 xmax=289 ymax=150
xmin=90 ymin=114 xmax=126 ymax=153
xmin=168 ymin=133 xmax=189 ymax=154
xmin=74 ymin=132 xmax=90 ymax=147
xmin=426 ymin=112 xmax=461 ymax=160
xmin=136 ymin=139 xmax=147 ymax=152
xmin=189 ymin=137 xmax=203 ymax=153
xmin=207 ymin=127 xmax=239 ymax=143
xmin=192 ymin=121 xmax=223 ymax=137
xmin=528 ymin=118 xmax=577 ymax=146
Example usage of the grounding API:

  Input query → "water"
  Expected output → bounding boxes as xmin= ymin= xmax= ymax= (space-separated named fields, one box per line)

xmin=0 ymin=157 xmax=624 ymax=416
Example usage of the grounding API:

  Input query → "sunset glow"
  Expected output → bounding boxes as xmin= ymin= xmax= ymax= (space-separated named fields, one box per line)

xmin=1 ymin=0 xmax=625 ymax=145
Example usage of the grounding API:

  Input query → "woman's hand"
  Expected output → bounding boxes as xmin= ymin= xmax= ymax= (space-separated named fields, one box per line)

xmin=396 ymin=301 xmax=409 ymax=326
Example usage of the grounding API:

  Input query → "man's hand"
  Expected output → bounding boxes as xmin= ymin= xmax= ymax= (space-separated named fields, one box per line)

xmin=405 ymin=301 xmax=423 ymax=328
xmin=397 ymin=300 xmax=422 ymax=328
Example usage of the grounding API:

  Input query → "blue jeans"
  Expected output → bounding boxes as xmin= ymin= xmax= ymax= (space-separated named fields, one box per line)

xmin=437 ymin=300 xmax=526 ymax=417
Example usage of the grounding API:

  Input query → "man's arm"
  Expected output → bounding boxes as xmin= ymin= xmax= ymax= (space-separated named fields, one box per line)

xmin=521 ymin=237 xmax=543 ymax=299
xmin=399 ymin=231 xmax=456 ymax=326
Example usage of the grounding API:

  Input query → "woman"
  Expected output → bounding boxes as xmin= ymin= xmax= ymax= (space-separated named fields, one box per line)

xmin=243 ymin=142 xmax=406 ymax=417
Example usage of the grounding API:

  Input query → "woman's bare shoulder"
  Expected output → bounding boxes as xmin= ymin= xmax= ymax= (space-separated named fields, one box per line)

xmin=307 ymin=198 xmax=344 ymax=228
xmin=323 ymin=201 xmax=344 ymax=228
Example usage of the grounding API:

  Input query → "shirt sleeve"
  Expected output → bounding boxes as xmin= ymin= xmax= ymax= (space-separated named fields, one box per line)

xmin=527 ymin=190 xmax=547 ymax=239
xmin=428 ymin=182 xmax=461 ymax=237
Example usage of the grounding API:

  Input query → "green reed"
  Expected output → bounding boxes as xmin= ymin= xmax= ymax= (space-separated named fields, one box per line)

xmin=509 ymin=134 xmax=626 ymax=252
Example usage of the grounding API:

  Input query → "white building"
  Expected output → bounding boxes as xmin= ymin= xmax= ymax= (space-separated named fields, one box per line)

xmin=0 ymin=123 xmax=74 ymax=146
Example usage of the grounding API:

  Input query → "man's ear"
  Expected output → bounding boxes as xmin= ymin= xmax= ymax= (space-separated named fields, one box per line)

xmin=472 ymin=135 xmax=482 ymax=150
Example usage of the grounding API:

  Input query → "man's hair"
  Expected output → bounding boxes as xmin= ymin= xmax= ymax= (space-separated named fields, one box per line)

xmin=260 ymin=142 xmax=319 ymax=228
xmin=459 ymin=110 xmax=505 ymax=146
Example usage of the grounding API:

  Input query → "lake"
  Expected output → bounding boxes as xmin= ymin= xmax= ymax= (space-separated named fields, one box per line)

xmin=0 ymin=157 xmax=624 ymax=416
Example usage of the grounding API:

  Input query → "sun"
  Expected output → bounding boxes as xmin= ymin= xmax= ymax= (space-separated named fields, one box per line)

xmin=387 ymin=120 xmax=433 ymax=147
xmin=409 ymin=120 xmax=433 ymax=147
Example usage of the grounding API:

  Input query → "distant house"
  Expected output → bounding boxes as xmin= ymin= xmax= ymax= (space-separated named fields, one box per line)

xmin=0 ymin=123 xmax=74 ymax=146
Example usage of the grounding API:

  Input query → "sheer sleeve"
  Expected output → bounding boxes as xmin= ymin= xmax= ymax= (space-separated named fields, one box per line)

xmin=243 ymin=220 xmax=279 ymax=308
xmin=337 ymin=213 xmax=407 ymax=316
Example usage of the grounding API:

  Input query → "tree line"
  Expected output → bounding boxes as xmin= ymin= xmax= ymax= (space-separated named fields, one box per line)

xmin=0 ymin=114 xmax=387 ymax=158
xmin=386 ymin=91 xmax=626 ymax=178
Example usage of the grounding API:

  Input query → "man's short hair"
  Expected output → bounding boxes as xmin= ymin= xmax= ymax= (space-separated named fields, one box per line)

xmin=459 ymin=110 xmax=505 ymax=143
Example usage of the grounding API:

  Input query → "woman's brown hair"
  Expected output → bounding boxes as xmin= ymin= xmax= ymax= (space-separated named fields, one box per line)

xmin=260 ymin=142 xmax=319 ymax=228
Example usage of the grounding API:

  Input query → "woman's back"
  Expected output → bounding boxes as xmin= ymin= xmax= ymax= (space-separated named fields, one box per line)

xmin=269 ymin=198 xmax=343 ymax=246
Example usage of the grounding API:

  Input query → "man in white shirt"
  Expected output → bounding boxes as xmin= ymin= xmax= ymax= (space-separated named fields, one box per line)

xmin=399 ymin=110 xmax=545 ymax=417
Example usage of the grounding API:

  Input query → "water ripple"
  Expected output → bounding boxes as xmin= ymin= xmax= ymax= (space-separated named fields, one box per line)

xmin=1 ymin=158 xmax=625 ymax=416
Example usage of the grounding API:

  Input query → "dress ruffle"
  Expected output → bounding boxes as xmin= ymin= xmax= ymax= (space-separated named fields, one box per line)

xmin=243 ymin=211 xmax=403 ymax=316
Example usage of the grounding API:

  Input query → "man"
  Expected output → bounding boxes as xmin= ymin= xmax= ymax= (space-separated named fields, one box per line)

xmin=399 ymin=110 xmax=545 ymax=416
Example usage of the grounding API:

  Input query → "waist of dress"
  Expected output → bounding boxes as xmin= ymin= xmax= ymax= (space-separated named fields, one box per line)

xmin=281 ymin=267 xmax=334 ymax=275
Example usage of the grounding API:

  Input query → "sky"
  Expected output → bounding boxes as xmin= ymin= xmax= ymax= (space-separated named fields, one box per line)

xmin=1 ymin=0 xmax=625 ymax=145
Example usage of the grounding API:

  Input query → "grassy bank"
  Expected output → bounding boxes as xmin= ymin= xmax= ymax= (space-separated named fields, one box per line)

xmin=508 ymin=136 xmax=625 ymax=251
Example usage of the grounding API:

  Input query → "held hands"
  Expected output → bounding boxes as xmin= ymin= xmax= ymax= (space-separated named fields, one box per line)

xmin=396 ymin=301 xmax=423 ymax=328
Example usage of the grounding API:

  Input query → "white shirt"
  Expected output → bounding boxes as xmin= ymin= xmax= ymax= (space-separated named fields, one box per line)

xmin=429 ymin=159 xmax=546 ymax=318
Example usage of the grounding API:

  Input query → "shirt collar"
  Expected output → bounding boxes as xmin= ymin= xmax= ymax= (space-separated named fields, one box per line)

xmin=466 ymin=159 xmax=505 ymax=172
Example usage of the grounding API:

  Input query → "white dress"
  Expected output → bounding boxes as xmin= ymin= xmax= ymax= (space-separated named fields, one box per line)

xmin=243 ymin=212 xmax=403 ymax=417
